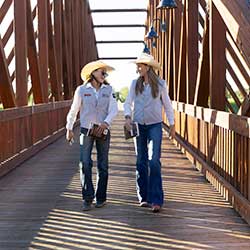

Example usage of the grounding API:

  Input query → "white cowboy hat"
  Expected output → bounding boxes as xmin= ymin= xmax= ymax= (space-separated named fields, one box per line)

xmin=134 ymin=53 xmax=161 ymax=70
xmin=80 ymin=60 xmax=114 ymax=81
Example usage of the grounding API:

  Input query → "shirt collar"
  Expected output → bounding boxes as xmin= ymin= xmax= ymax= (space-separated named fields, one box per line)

xmin=85 ymin=82 xmax=108 ymax=89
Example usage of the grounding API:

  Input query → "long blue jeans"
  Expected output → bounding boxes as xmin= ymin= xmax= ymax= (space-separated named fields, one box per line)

xmin=79 ymin=128 xmax=110 ymax=203
xmin=136 ymin=122 xmax=163 ymax=206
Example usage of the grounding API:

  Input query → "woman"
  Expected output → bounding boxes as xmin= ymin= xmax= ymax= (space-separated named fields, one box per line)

xmin=124 ymin=53 xmax=175 ymax=213
xmin=66 ymin=60 xmax=118 ymax=211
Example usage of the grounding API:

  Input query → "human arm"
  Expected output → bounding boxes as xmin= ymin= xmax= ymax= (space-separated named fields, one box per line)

xmin=161 ymin=81 xmax=175 ymax=139
xmin=123 ymin=81 xmax=136 ymax=130
xmin=66 ymin=86 xmax=82 ymax=141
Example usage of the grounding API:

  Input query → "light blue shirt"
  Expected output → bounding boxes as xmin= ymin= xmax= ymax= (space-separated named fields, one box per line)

xmin=124 ymin=79 xmax=175 ymax=125
xmin=66 ymin=83 xmax=118 ymax=130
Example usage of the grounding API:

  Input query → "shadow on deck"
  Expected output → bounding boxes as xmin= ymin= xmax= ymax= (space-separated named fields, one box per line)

xmin=0 ymin=113 xmax=250 ymax=250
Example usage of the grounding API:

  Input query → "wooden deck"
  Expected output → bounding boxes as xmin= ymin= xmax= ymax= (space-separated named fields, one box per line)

xmin=0 ymin=113 xmax=250 ymax=250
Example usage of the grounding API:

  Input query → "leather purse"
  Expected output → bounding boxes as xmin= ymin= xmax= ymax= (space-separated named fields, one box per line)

xmin=124 ymin=122 xmax=139 ymax=140
xmin=87 ymin=123 xmax=108 ymax=140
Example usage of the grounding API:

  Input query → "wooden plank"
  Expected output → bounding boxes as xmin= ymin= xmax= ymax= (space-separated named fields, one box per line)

xmin=177 ymin=0 xmax=187 ymax=102
xmin=61 ymin=0 xmax=71 ymax=100
xmin=2 ymin=21 xmax=13 ymax=47
xmin=209 ymin=1 xmax=226 ymax=111
xmin=47 ymin=0 xmax=60 ymax=101
xmin=38 ymin=0 xmax=49 ymax=103
xmin=160 ymin=10 xmax=166 ymax=80
xmin=226 ymin=34 xmax=250 ymax=94
xmin=26 ymin=0 xmax=44 ymax=104
xmin=72 ymin=0 xmax=80 ymax=87
xmin=14 ymin=0 xmax=27 ymax=106
xmin=238 ymin=95 xmax=250 ymax=116
xmin=79 ymin=0 xmax=84 ymax=68
xmin=0 ymin=113 xmax=250 ymax=249
xmin=54 ymin=0 xmax=63 ymax=97
xmin=248 ymin=138 xmax=250 ymax=200
xmin=0 ymin=37 xmax=16 ymax=108
xmin=6 ymin=48 xmax=14 ymax=65
xmin=194 ymin=14 xmax=209 ymax=107
xmin=96 ymin=40 xmax=144 ymax=44
xmin=173 ymin=0 xmax=182 ymax=101
xmin=65 ymin=0 xmax=73 ymax=93
xmin=172 ymin=101 xmax=250 ymax=138
xmin=167 ymin=10 xmax=174 ymax=99
xmin=0 ymin=0 xmax=12 ymax=24
xmin=186 ymin=0 xmax=198 ymax=104
xmin=226 ymin=61 xmax=248 ymax=97
xmin=94 ymin=24 xmax=146 ymax=28
xmin=212 ymin=0 xmax=250 ymax=67
xmin=91 ymin=8 xmax=148 ymax=13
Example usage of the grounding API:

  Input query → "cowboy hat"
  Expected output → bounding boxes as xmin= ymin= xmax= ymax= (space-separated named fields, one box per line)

xmin=80 ymin=60 xmax=114 ymax=81
xmin=134 ymin=53 xmax=161 ymax=70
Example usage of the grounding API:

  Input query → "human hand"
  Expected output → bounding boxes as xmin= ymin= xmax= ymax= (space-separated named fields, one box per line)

xmin=169 ymin=124 xmax=175 ymax=140
xmin=124 ymin=117 xmax=132 ymax=130
xmin=66 ymin=130 xmax=74 ymax=144
xmin=95 ymin=122 xmax=109 ymax=137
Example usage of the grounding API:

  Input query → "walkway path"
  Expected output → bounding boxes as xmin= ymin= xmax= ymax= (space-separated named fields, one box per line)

xmin=0 ymin=113 xmax=250 ymax=250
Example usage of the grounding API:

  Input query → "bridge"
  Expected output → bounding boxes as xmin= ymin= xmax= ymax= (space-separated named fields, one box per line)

xmin=0 ymin=0 xmax=250 ymax=249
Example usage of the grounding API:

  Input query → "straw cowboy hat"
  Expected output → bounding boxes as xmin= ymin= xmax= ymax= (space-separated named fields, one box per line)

xmin=81 ymin=60 xmax=114 ymax=81
xmin=134 ymin=53 xmax=161 ymax=70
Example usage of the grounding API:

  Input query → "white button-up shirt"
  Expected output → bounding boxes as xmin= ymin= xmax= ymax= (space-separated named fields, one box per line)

xmin=124 ymin=79 xmax=175 ymax=125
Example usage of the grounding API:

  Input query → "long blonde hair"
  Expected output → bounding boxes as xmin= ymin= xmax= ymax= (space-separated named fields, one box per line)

xmin=135 ymin=67 xmax=159 ymax=98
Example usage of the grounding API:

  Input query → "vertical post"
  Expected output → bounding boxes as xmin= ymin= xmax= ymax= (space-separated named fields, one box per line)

xmin=62 ymin=0 xmax=71 ymax=99
xmin=38 ymin=0 xmax=49 ymax=102
xmin=194 ymin=14 xmax=209 ymax=107
xmin=47 ymin=0 xmax=60 ymax=101
xmin=209 ymin=1 xmax=226 ymax=110
xmin=54 ymin=0 xmax=63 ymax=97
xmin=0 ymin=37 xmax=16 ymax=108
xmin=173 ymin=1 xmax=182 ymax=101
xmin=65 ymin=0 xmax=73 ymax=92
xmin=72 ymin=0 xmax=80 ymax=87
xmin=167 ymin=10 xmax=174 ymax=99
xmin=186 ymin=0 xmax=198 ymax=104
xmin=14 ymin=0 xmax=27 ymax=106
xmin=26 ymin=0 xmax=44 ymax=104
xmin=177 ymin=0 xmax=187 ymax=103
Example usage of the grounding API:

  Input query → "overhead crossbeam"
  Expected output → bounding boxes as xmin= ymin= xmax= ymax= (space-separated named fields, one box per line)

xmin=91 ymin=9 xmax=147 ymax=13
xmin=94 ymin=24 xmax=146 ymax=28
xmin=96 ymin=40 xmax=144 ymax=44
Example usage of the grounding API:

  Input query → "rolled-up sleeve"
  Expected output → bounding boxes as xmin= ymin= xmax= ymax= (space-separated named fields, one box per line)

xmin=161 ymin=83 xmax=175 ymax=125
xmin=66 ymin=86 xmax=82 ymax=130
xmin=104 ymin=89 xmax=118 ymax=126
xmin=123 ymin=80 xmax=136 ymax=117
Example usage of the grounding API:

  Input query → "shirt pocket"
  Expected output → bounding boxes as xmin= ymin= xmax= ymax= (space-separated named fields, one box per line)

xmin=98 ymin=93 xmax=110 ymax=108
xmin=83 ymin=93 xmax=96 ymax=106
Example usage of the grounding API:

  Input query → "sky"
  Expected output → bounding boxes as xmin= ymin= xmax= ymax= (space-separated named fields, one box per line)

xmin=89 ymin=0 xmax=149 ymax=91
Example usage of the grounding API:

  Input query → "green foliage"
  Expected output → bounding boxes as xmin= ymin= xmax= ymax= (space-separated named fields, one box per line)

xmin=226 ymin=88 xmax=248 ymax=113
xmin=115 ymin=87 xmax=129 ymax=103
xmin=28 ymin=94 xmax=34 ymax=106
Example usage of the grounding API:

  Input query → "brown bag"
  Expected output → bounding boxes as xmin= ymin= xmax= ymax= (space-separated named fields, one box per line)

xmin=124 ymin=122 xmax=139 ymax=140
xmin=87 ymin=123 xmax=108 ymax=140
